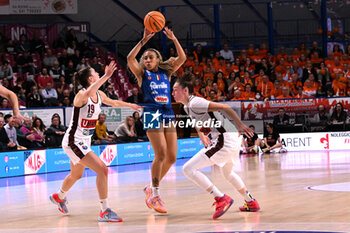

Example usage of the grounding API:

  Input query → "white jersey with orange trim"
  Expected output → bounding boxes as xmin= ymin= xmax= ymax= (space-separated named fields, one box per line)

xmin=183 ymin=95 xmax=238 ymax=140
xmin=63 ymin=91 xmax=102 ymax=144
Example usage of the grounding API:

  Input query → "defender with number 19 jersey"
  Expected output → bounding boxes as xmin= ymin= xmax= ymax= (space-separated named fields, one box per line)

xmin=62 ymin=91 xmax=102 ymax=164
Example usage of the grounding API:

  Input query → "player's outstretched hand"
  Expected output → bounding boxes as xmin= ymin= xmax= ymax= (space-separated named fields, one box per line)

xmin=128 ymin=103 xmax=142 ymax=112
xmin=143 ymin=28 xmax=155 ymax=43
xmin=237 ymin=122 xmax=254 ymax=138
xmin=104 ymin=61 xmax=117 ymax=78
xmin=202 ymin=135 xmax=211 ymax=148
xmin=13 ymin=113 xmax=30 ymax=122
xmin=163 ymin=27 xmax=176 ymax=40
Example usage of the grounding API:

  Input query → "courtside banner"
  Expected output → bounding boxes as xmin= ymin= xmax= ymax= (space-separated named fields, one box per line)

xmin=46 ymin=148 xmax=70 ymax=173
xmin=241 ymin=97 xmax=350 ymax=120
xmin=0 ymin=151 xmax=24 ymax=178
xmin=177 ymin=138 xmax=203 ymax=158
xmin=99 ymin=144 xmax=118 ymax=166
xmin=24 ymin=150 xmax=46 ymax=175
xmin=117 ymin=142 xmax=153 ymax=165
xmin=257 ymin=131 xmax=350 ymax=151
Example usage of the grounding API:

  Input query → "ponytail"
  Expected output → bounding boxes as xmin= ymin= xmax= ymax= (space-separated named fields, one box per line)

xmin=73 ymin=67 xmax=91 ymax=94
xmin=176 ymin=72 xmax=194 ymax=94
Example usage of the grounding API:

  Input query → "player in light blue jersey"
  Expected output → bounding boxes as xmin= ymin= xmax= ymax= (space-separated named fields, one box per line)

xmin=127 ymin=27 xmax=186 ymax=213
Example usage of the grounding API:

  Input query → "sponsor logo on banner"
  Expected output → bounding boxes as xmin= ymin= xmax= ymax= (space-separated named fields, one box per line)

xmin=24 ymin=150 xmax=46 ymax=174
xmin=81 ymin=119 xmax=97 ymax=128
xmin=99 ymin=145 xmax=117 ymax=166
xmin=143 ymin=110 xmax=161 ymax=129
xmin=155 ymin=95 xmax=169 ymax=103
xmin=320 ymin=134 xmax=329 ymax=149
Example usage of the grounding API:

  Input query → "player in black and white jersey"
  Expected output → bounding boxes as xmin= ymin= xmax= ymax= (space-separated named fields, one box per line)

xmin=49 ymin=61 xmax=140 ymax=222
xmin=172 ymin=73 xmax=260 ymax=219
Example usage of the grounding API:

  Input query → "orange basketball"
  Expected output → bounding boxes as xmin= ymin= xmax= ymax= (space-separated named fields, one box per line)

xmin=144 ymin=11 xmax=165 ymax=33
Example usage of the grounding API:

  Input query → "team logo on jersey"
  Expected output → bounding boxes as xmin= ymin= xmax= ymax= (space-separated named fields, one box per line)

xmin=143 ymin=110 xmax=161 ymax=129
xmin=155 ymin=95 xmax=169 ymax=103
xmin=81 ymin=119 xmax=97 ymax=128
xmin=82 ymin=145 xmax=88 ymax=150
xmin=148 ymin=76 xmax=152 ymax=80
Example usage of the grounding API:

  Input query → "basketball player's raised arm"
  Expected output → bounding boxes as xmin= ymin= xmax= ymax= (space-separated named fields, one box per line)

xmin=163 ymin=27 xmax=186 ymax=76
xmin=127 ymin=28 xmax=155 ymax=83
xmin=98 ymin=90 xmax=141 ymax=111
xmin=74 ymin=61 xmax=117 ymax=107
xmin=208 ymin=102 xmax=253 ymax=137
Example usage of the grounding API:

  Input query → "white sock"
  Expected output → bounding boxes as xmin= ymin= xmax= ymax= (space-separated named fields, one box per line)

xmin=100 ymin=199 xmax=109 ymax=212
xmin=151 ymin=186 xmax=160 ymax=197
xmin=57 ymin=188 xmax=66 ymax=200
xmin=209 ymin=186 xmax=224 ymax=198
xmin=243 ymin=190 xmax=254 ymax=202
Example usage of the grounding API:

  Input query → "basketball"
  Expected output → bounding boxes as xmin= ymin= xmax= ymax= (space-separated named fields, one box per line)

xmin=144 ymin=11 xmax=165 ymax=33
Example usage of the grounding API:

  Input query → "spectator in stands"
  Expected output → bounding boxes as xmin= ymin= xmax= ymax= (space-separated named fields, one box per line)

xmin=126 ymin=87 xmax=143 ymax=103
xmin=303 ymin=79 xmax=317 ymax=98
xmin=273 ymin=108 xmax=290 ymax=125
xmin=0 ymin=61 xmax=13 ymax=80
xmin=58 ymin=49 xmax=70 ymax=68
xmin=0 ymin=116 xmax=18 ymax=150
xmin=59 ymin=89 xmax=73 ymax=107
xmin=32 ymin=117 xmax=46 ymax=141
xmin=256 ymin=75 xmax=273 ymax=99
xmin=330 ymin=102 xmax=348 ymax=124
xmin=67 ymin=40 xmax=78 ymax=56
xmin=16 ymin=50 xmax=35 ymax=75
xmin=310 ymin=41 xmax=323 ymax=57
xmin=90 ymin=56 xmax=103 ymax=76
xmin=41 ymin=82 xmax=58 ymax=107
xmin=43 ymin=48 xmax=58 ymax=69
xmin=230 ymin=90 xmax=245 ymax=101
xmin=132 ymin=111 xmax=146 ymax=140
xmin=115 ymin=116 xmax=137 ymax=143
xmin=79 ymin=40 xmax=93 ymax=58
xmin=65 ymin=28 xmax=78 ymax=48
xmin=76 ymin=57 xmax=89 ymax=71
xmin=27 ymin=85 xmax=43 ymax=107
xmin=55 ymin=75 xmax=70 ymax=96
xmin=14 ymin=118 xmax=37 ymax=149
xmin=212 ymin=82 xmax=226 ymax=101
xmin=64 ymin=60 xmax=75 ymax=84
xmin=0 ymin=116 xmax=5 ymax=150
xmin=37 ymin=67 xmax=54 ymax=89
xmin=261 ymin=123 xmax=283 ymax=153
xmin=193 ymin=44 xmax=205 ymax=62
xmin=94 ymin=113 xmax=116 ymax=144
xmin=220 ymin=43 xmax=234 ymax=62
xmin=5 ymin=40 xmax=17 ymax=55
xmin=0 ymin=98 xmax=10 ymax=109
xmin=311 ymin=104 xmax=329 ymax=131
xmin=207 ymin=90 xmax=218 ymax=102
xmin=242 ymin=125 xmax=262 ymax=154
xmin=242 ymin=83 xmax=256 ymax=100
xmin=13 ymin=79 xmax=26 ymax=104
xmin=277 ymin=86 xmax=292 ymax=99
xmin=270 ymin=80 xmax=283 ymax=99
xmin=44 ymin=114 xmax=65 ymax=147
xmin=17 ymin=34 xmax=30 ymax=53
xmin=20 ymin=118 xmax=44 ymax=147
xmin=105 ymin=84 xmax=118 ymax=100
xmin=49 ymin=61 xmax=65 ymax=81
xmin=69 ymin=46 xmax=81 ymax=66
xmin=30 ymin=32 xmax=45 ymax=55
xmin=302 ymin=60 xmax=318 ymax=83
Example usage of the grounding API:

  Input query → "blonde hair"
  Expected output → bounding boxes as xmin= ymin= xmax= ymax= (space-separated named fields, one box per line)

xmin=125 ymin=116 xmax=134 ymax=130
xmin=139 ymin=48 xmax=176 ymax=74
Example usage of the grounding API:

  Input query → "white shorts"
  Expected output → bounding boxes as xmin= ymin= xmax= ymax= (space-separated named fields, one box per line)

xmin=197 ymin=132 xmax=241 ymax=167
xmin=62 ymin=136 xmax=92 ymax=165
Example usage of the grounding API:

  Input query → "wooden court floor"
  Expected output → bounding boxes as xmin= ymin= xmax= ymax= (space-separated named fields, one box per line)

xmin=1 ymin=150 xmax=350 ymax=233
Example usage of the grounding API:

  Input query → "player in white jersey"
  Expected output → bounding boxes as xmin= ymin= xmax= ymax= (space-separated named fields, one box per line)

xmin=172 ymin=73 xmax=260 ymax=219
xmin=49 ymin=61 xmax=140 ymax=222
